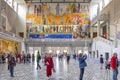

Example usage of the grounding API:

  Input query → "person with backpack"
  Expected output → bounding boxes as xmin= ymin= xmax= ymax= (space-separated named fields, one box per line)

xmin=105 ymin=59 xmax=110 ymax=70
xmin=78 ymin=53 xmax=87 ymax=80
xmin=8 ymin=53 xmax=16 ymax=77
xmin=36 ymin=51 xmax=41 ymax=70
xmin=100 ymin=54 xmax=104 ymax=69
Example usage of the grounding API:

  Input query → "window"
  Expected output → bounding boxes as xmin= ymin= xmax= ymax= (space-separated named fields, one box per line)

xmin=13 ymin=1 xmax=17 ymax=12
xmin=100 ymin=1 xmax=103 ymax=11
xmin=104 ymin=0 xmax=112 ymax=7
xmin=4 ymin=0 xmax=13 ymax=7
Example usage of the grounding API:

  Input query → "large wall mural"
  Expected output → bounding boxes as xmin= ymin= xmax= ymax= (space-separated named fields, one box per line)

xmin=26 ymin=3 xmax=90 ymax=39
xmin=0 ymin=39 xmax=20 ymax=54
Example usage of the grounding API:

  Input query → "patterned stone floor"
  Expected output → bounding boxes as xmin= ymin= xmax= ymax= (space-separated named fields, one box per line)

xmin=0 ymin=57 xmax=120 ymax=80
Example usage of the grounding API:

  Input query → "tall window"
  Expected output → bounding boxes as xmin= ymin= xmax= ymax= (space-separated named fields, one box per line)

xmin=104 ymin=0 xmax=112 ymax=7
xmin=90 ymin=4 xmax=98 ymax=20
xmin=13 ymin=1 xmax=17 ymax=12
xmin=4 ymin=0 xmax=13 ymax=7
xmin=100 ymin=1 xmax=103 ymax=11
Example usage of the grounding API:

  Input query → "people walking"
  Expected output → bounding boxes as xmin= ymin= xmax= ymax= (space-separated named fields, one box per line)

xmin=66 ymin=54 xmax=70 ymax=65
xmin=105 ymin=59 xmax=110 ymax=70
xmin=110 ymin=53 xmax=118 ymax=80
xmin=32 ymin=53 xmax=35 ymax=65
xmin=44 ymin=53 xmax=54 ymax=80
xmin=36 ymin=51 xmax=41 ymax=70
xmin=8 ymin=53 xmax=16 ymax=77
xmin=78 ymin=53 xmax=87 ymax=80
xmin=100 ymin=54 xmax=104 ymax=69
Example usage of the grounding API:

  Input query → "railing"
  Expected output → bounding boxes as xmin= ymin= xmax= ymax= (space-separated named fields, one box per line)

xmin=0 ymin=29 xmax=23 ymax=42
xmin=93 ymin=36 xmax=114 ymax=46
xmin=25 ymin=38 xmax=92 ymax=48
xmin=26 ymin=38 xmax=92 ymax=43
xmin=117 ymin=39 xmax=120 ymax=46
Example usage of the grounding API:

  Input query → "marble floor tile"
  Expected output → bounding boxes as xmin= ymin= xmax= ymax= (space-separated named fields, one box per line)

xmin=0 ymin=57 xmax=119 ymax=80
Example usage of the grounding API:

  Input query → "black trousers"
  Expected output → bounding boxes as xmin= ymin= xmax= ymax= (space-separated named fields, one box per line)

xmin=79 ymin=68 xmax=84 ymax=80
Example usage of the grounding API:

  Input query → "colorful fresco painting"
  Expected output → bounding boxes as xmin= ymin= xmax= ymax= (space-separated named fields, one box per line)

xmin=26 ymin=3 xmax=90 ymax=38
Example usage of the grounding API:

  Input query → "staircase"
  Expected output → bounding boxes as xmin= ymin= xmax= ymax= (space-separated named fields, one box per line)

xmin=92 ymin=36 xmax=120 ymax=59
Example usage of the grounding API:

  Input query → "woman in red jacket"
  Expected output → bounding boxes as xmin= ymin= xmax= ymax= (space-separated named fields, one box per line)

xmin=45 ymin=53 xmax=54 ymax=80
xmin=110 ymin=53 xmax=117 ymax=80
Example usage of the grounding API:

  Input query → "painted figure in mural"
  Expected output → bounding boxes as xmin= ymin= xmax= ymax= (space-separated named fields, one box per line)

xmin=73 ymin=32 xmax=78 ymax=39
xmin=66 ymin=4 xmax=70 ymax=15
xmin=56 ymin=3 xmax=60 ymax=15
xmin=81 ymin=24 xmax=88 ymax=36
xmin=37 ymin=5 xmax=41 ymax=16
xmin=34 ymin=26 xmax=38 ymax=33
xmin=46 ymin=6 xmax=51 ymax=16
xmin=42 ymin=15 xmax=46 ymax=25
xmin=78 ymin=3 xmax=81 ymax=13
xmin=72 ymin=3 xmax=77 ymax=13
xmin=39 ymin=34 xmax=44 ymax=39
xmin=34 ymin=5 xmax=37 ymax=13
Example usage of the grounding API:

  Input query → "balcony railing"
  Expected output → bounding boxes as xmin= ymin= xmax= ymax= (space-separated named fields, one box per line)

xmin=0 ymin=28 xmax=23 ymax=42
xmin=25 ymin=38 xmax=92 ymax=47
xmin=93 ymin=36 xmax=114 ymax=46
xmin=26 ymin=38 xmax=92 ymax=42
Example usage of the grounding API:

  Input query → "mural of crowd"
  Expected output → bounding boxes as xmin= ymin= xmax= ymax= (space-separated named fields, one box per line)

xmin=26 ymin=3 xmax=90 ymax=38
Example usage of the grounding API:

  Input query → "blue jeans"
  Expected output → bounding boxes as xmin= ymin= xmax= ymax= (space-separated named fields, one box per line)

xmin=113 ymin=68 xmax=117 ymax=80
xmin=116 ymin=68 xmax=118 ymax=79
xmin=79 ymin=68 xmax=84 ymax=80
xmin=9 ymin=66 xmax=14 ymax=77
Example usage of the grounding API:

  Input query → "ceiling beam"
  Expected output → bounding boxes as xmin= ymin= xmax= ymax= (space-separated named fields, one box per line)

xmin=24 ymin=0 xmax=91 ymax=3
xmin=25 ymin=2 xmax=90 ymax=3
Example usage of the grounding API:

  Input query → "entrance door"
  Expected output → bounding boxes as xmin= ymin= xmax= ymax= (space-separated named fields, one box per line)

xmin=105 ymin=52 xmax=109 ymax=60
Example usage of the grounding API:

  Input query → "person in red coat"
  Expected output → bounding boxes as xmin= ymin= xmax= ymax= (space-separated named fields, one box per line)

xmin=110 ymin=53 xmax=117 ymax=80
xmin=45 ymin=53 xmax=54 ymax=79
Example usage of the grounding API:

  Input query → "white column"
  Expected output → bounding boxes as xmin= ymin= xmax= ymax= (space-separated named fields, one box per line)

xmin=106 ymin=12 xmax=110 ymax=39
xmin=0 ymin=0 xmax=2 ymax=28
xmin=21 ymin=41 xmax=26 ymax=53
xmin=106 ymin=21 xmax=109 ymax=39
xmin=41 ymin=46 xmax=47 ymax=54
xmin=97 ymin=19 xmax=100 ymax=37
xmin=114 ymin=21 xmax=117 ymax=48
xmin=70 ymin=46 xmax=75 ymax=54
xmin=90 ymin=26 xmax=93 ymax=38
xmin=97 ymin=4 xmax=100 ymax=37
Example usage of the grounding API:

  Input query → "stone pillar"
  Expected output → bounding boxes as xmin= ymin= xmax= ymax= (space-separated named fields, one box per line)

xmin=106 ymin=21 xmax=109 ymax=39
xmin=0 ymin=0 xmax=2 ymax=28
xmin=106 ymin=12 xmax=110 ymax=39
xmin=70 ymin=46 xmax=75 ymax=54
xmin=114 ymin=21 xmax=117 ymax=48
xmin=97 ymin=4 xmax=100 ymax=37
xmin=97 ymin=19 xmax=100 ymax=37
xmin=100 ymin=27 xmax=102 ymax=36
xmin=41 ymin=46 xmax=47 ymax=54
xmin=90 ymin=26 xmax=93 ymax=38
xmin=21 ymin=41 xmax=27 ymax=53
